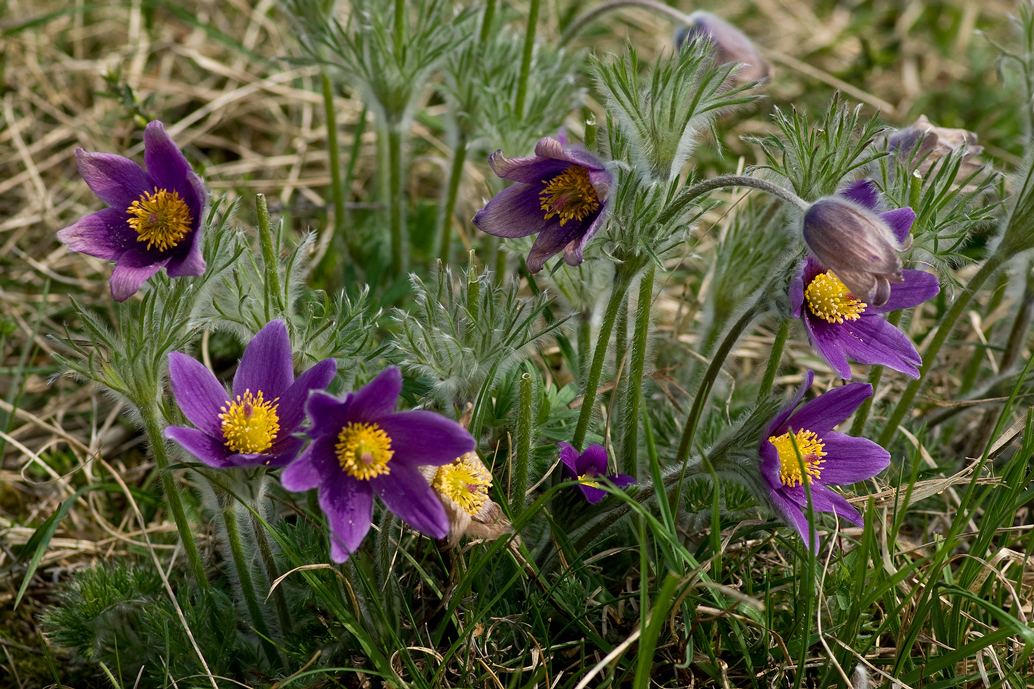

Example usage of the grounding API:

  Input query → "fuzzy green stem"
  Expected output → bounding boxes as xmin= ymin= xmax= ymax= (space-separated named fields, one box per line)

xmin=387 ymin=121 xmax=406 ymax=277
xmin=512 ymin=371 xmax=534 ymax=515
xmin=572 ymin=269 xmax=635 ymax=450
xmin=577 ymin=310 xmax=593 ymax=384
xmin=514 ymin=0 xmax=541 ymax=120
xmin=439 ymin=132 xmax=468 ymax=264
xmin=878 ymin=251 xmax=1007 ymax=447
xmin=657 ymin=175 xmax=807 ymax=228
xmin=394 ymin=0 xmax=406 ymax=42
xmin=141 ymin=407 xmax=208 ymax=590
xmin=322 ymin=72 xmax=347 ymax=259
xmin=756 ymin=318 xmax=789 ymax=404
xmin=222 ymin=499 xmax=278 ymax=665
xmin=621 ymin=264 xmax=655 ymax=477
xmin=849 ymin=310 xmax=902 ymax=436
xmin=560 ymin=0 xmax=693 ymax=47
xmin=250 ymin=510 xmax=293 ymax=635
xmin=466 ymin=249 xmax=480 ymax=328
xmin=343 ymin=105 xmax=368 ymax=235
xmin=478 ymin=0 xmax=497 ymax=43
xmin=256 ymin=194 xmax=283 ymax=316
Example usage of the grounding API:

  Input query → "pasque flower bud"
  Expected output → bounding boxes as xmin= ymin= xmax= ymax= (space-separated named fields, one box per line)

xmin=888 ymin=115 xmax=984 ymax=181
xmin=674 ymin=11 xmax=771 ymax=84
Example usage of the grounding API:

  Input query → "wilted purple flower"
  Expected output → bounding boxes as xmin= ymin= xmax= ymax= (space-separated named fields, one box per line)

xmin=791 ymin=194 xmax=940 ymax=379
xmin=281 ymin=367 xmax=475 ymax=563
xmin=888 ymin=115 xmax=984 ymax=180
xmin=759 ymin=371 xmax=889 ymax=552
xmin=165 ymin=320 xmax=336 ymax=469
xmin=558 ymin=442 xmax=635 ymax=504
xmin=473 ymin=136 xmax=612 ymax=273
xmin=674 ymin=11 xmax=771 ymax=84
xmin=802 ymin=180 xmax=913 ymax=307
xmin=420 ymin=452 xmax=513 ymax=548
xmin=57 ymin=121 xmax=207 ymax=302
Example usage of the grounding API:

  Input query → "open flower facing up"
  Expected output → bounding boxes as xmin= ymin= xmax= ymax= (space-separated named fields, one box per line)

xmin=674 ymin=11 xmax=771 ymax=84
xmin=759 ymin=372 xmax=889 ymax=552
xmin=57 ymin=121 xmax=207 ymax=302
xmin=791 ymin=189 xmax=940 ymax=379
xmin=558 ymin=442 xmax=635 ymax=504
xmin=165 ymin=320 xmax=337 ymax=469
xmin=473 ymin=136 xmax=612 ymax=273
xmin=281 ymin=367 xmax=475 ymax=563
xmin=420 ymin=452 xmax=512 ymax=549
xmin=801 ymin=180 xmax=913 ymax=307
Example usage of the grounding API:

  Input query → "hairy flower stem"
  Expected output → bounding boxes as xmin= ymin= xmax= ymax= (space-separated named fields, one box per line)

xmin=849 ymin=310 xmax=902 ymax=436
xmin=514 ymin=0 xmax=540 ymax=119
xmin=657 ymin=176 xmax=808 ymax=228
xmin=512 ymin=371 xmax=533 ymax=515
xmin=756 ymin=318 xmax=788 ymax=404
xmin=559 ymin=0 xmax=692 ymax=46
xmin=141 ymin=406 xmax=208 ymax=590
xmin=878 ymin=251 xmax=1007 ymax=446
xmin=478 ymin=0 xmax=496 ymax=42
xmin=256 ymin=194 xmax=284 ymax=317
xmin=221 ymin=498 xmax=278 ymax=666
xmin=322 ymin=72 xmax=347 ymax=260
xmin=439 ymin=132 xmax=468 ymax=264
xmin=621 ymin=264 xmax=655 ymax=477
xmin=387 ymin=120 xmax=406 ymax=277
xmin=572 ymin=268 xmax=635 ymax=450
xmin=394 ymin=0 xmax=406 ymax=42
xmin=249 ymin=509 xmax=293 ymax=635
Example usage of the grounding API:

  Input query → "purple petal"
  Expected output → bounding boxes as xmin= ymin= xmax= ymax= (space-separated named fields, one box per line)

xmin=817 ymin=488 xmax=865 ymax=527
xmin=234 ymin=320 xmax=294 ymax=399
xmin=473 ymin=182 xmax=556 ymax=239
xmin=787 ymin=382 xmax=872 ymax=433
xmin=304 ymin=390 xmax=352 ymax=440
xmin=109 ymin=250 xmax=167 ymax=302
xmin=562 ymin=206 xmax=608 ymax=268
xmin=165 ymin=237 xmax=206 ymax=278
xmin=75 ymin=149 xmax=152 ymax=211
xmin=768 ymin=488 xmax=820 ymax=553
xmin=789 ymin=260 xmax=807 ymax=318
xmin=57 ymin=208 xmax=135 ymax=260
xmin=577 ymin=444 xmax=609 ymax=476
xmin=758 ymin=438 xmax=783 ymax=491
xmin=320 ymin=473 xmax=374 ymax=562
xmin=278 ymin=358 xmax=338 ymax=431
xmin=557 ymin=441 xmax=579 ymax=480
xmin=168 ymin=351 xmax=229 ymax=436
xmin=164 ymin=426 xmax=233 ymax=467
xmin=250 ymin=435 xmax=306 ymax=468
xmin=839 ymin=179 xmax=879 ymax=210
xmin=526 ymin=219 xmax=588 ymax=273
xmin=815 ymin=431 xmax=891 ymax=485
xmin=350 ymin=367 xmax=402 ymax=424
xmin=579 ymin=483 xmax=609 ymax=504
xmin=376 ymin=410 xmax=475 ymax=468
xmin=144 ymin=121 xmax=195 ymax=203
xmin=836 ymin=315 xmax=922 ymax=378
xmin=872 ymin=270 xmax=940 ymax=314
xmin=281 ymin=437 xmax=334 ymax=492
xmin=764 ymin=370 xmax=814 ymax=439
xmin=534 ymin=137 xmax=606 ymax=171
xmin=803 ymin=315 xmax=854 ymax=379
xmin=782 ymin=484 xmax=864 ymax=528
xmin=370 ymin=462 xmax=449 ymax=538
xmin=489 ymin=150 xmax=570 ymax=184
xmin=879 ymin=208 xmax=916 ymax=245
xmin=606 ymin=473 xmax=636 ymax=489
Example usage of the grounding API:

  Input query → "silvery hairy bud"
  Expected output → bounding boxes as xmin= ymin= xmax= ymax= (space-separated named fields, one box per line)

xmin=674 ymin=11 xmax=772 ymax=84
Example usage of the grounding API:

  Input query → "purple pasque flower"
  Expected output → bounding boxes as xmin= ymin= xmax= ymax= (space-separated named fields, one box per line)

xmin=558 ymin=442 xmax=636 ymax=504
xmin=801 ymin=180 xmax=914 ymax=307
xmin=759 ymin=371 xmax=889 ymax=553
xmin=57 ymin=121 xmax=207 ymax=302
xmin=674 ymin=11 xmax=771 ymax=84
xmin=165 ymin=320 xmax=336 ymax=469
xmin=791 ymin=196 xmax=940 ymax=379
xmin=281 ymin=367 xmax=476 ymax=563
xmin=473 ymin=136 xmax=612 ymax=274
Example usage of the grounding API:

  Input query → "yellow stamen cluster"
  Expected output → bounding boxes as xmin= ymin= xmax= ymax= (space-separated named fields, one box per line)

xmin=433 ymin=455 xmax=493 ymax=516
xmin=336 ymin=422 xmax=393 ymax=480
xmin=578 ymin=474 xmax=602 ymax=489
xmin=127 ymin=188 xmax=193 ymax=252
xmin=768 ymin=429 xmax=827 ymax=487
xmin=805 ymin=270 xmax=867 ymax=324
xmin=219 ymin=390 xmax=280 ymax=455
xmin=539 ymin=166 xmax=600 ymax=226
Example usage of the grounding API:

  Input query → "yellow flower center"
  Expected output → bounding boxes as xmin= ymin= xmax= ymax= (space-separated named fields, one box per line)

xmin=768 ymin=429 xmax=827 ymax=487
xmin=805 ymin=270 xmax=867 ymax=324
xmin=539 ymin=166 xmax=600 ymax=226
xmin=578 ymin=474 xmax=602 ymax=489
xmin=219 ymin=390 xmax=280 ymax=455
xmin=433 ymin=454 xmax=492 ymax=515
xmin=127 ymin=188 xmax=193 ymax=252
xmin=336 ymin=422 xmax=393 ymax=480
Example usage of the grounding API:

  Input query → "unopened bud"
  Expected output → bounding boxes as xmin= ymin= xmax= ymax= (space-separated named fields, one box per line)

xmin=888 ymin=115 xmax=984 ymax=181
xmin=674 ymin=11 xmax=771 ymax=84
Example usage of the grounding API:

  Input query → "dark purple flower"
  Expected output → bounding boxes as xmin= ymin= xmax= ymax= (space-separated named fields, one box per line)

xmin=558 ymin=442 xmax=636 ymax=504
xmin=473 ymin=136 xmax=612 ymax=273
xmin=759 ymin=372 xmax=889 ymax=553
xmin=791 ymin=195 xmax=940 ymax=379
xmin=802 ymin=180 xmax=913 ymax=307
xmin=57 ymin=121 xmax=207 ymax=302
xmin=281 ymin=367 xmax=476 ymax=563
xmin=674 ymin=11 xmax=771 ymax=84
xmin=165 ymin=320 xmax=336 ymax=469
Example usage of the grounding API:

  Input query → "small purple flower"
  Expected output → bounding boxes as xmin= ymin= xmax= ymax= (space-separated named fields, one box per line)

xmin=791 ymin=187 xmax=940 ymax=379
xmin=558 ymin=442 xmax=636 ymax=504
xmin=674 ymin=11 xmax=771 ymax=84
xmin=165 ymin=320 xmax=336 ymax=469
xmin=759 ymin=371 xmax=890 ymax=553
xmin=801 ymin=180 xmax=913 ymax=307
xmin=281 ymin=367 xmax=476 ymax=563
xmin=473 ymin=136 xmax=612 ymax=273
xmin=57 ymin=121 xmax=207 ymax=302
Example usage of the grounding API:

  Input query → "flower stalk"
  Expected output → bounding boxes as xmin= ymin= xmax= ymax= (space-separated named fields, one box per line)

xmin=514 ymin=0 xmax=541 ymax=120
xmin=621 ymin=264 xmax=655 ymax=477
xmin=249 ymin=508 xmax=292 ymax=635
xmin=756 ymin=318 xmax=788 ymax=404
xmin=438 ymin=133 xmax=467 ymax=264
xmin=512 ymin=370 xmax=533 ymax=515
xmin=256 ymin=194 xmax=284 ymax=317
xmin=321 ymin=72 xmax=347 ymax=261
xmin=387 ymin=119 xmax=406 ymax=277
xmin=657 ymin=175 xmax=808 ymax=228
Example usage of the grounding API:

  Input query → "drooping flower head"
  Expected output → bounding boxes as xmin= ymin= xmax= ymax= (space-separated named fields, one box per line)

xmin=473 ymin=136 xmax=612 ymax=273
xmin=791 ymin=183 xmax=940 ymax=379
xmin=759 ymin=372 xmax=889 ymax=552
xmin=801 ymin=180 xmax=913 ymax=307
xmin=281 ymin=367 xmax=476 ymax=563
xmin=558 ymin=442 xmax=636 ymax=504
xmin=421 ymin=452 xmax=513 ymax=548
xmin=165 ymin=320 xmax=336 ymax=469
xmin=888 ymin=114 xmax=984 ymax=180
xmin=57 ymin=121 xmax=207 ymax=302
xmin=674 ymin=11 xmax=771 ymax=84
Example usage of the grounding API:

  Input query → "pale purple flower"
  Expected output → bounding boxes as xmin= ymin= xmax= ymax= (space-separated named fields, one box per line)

xmin=57 ymin=121 xmax=207 ymax=302
xmin=165 ymin=320 xmax=336 ymax=468
xmin=558 ymin=442 xmax=636 ymax=504
xmin=888 ymin=114 xmax=984 ymax=180
xmin=473 ymin=136 xmax=612 ymax=273
xmin=759 ymin=371 xmax=889 ymax=553
xmin=281 ymin=367 xmax=476 ymax=563
xmin=674 ymin=11 xmax=771 ymax=84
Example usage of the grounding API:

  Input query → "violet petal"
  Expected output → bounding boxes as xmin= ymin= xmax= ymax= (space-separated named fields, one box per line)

xmin=168 ymin=351 xmax=229 ymax=436
xmin=109 ymin=251 xmax=168 ymax=302
xmin=578 ymin=483 xmax=609 ymax=504
xmin=768 ymin=489 xmax=819 ymax=553
xmin=871 ymin=270 xmax=940 ymax=314
xmin=75 ymin=149 xmax=152 ymax=211
xmin=144 ymin=121 xmax=196 ymax=203
xmin=320 ymin=473 xmax=374 ymax=563
xmin=349 ymin=367 xmax=402 ymax=423
xmin=557 ymin=442 xmax=579 ymax=479
xmin=839 ymin=179 xmax=879 ymax=210
xmin=837 ymin=316 xmax=922 ymax=378
xmin=233 ymin=320 xmax=294 ymax=399
xmin=164 ymin=426 xmax=233 ymax=467
xmin=764 ymin=370 xmax=814 ymax=438
xmin=371 ymin=462 xmax=449 ymax=538
xmin=804 ymin=315 xmax=854 ymax=379
xmin=376 ymin=410 xmax=475 ymax=467
xmin=473 ymin=182 xmax=556 ymax=239
xmin=281 ymin=439 xmax=332 ymax=492
xmin=814 ymin=431 xmax=891 ymax=484
xmin=56 ymin=208 xmax=134 ymax=260
xmin=577 ymin=444 xmax=609 ymax=476
xmin=304 ymin=391 xmax=353 ymax=440
xmin=278 ymin=358 xmax=338 ymax=431
xmin=788 ymin=382 xmax=872 ymax=433
xmin=879 ymin=208 xmax=916 ymax=245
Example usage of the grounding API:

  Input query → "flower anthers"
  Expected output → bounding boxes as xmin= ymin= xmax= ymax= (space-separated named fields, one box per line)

xmin=558 ymin=442 xmax=636 ymax=504
xmin=421 ymin=452 xmax=513 ymax=549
